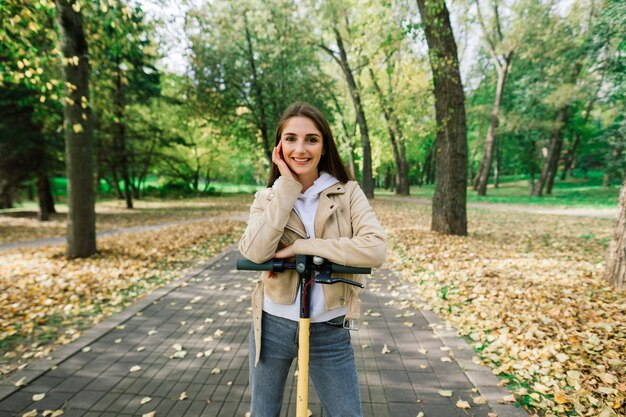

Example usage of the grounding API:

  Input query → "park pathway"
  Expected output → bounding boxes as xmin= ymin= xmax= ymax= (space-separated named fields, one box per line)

xmin=0 ymin=246 xmax=528 ymax=417
xmin=0 ymin=198 xmax=616 ymax=252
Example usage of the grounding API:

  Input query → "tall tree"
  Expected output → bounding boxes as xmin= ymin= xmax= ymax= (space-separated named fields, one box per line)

xmin=89 ymin=1 xmax=161 ymax=208
xmin=188 ymin=0 xmax=331 ymax=171
xmin=0 ymin=0 xmax=63 ymax=215
xmin=319 ymin=18 xmax=375 ymax=198
xmin=416 ymin=0 xmax=468 ymax=235
xmin=368 ymin=63 xmax=410 ymax=195
xmin=54 ymin=0 xmax=96 ymax=257
xmin=472 ymin=0 xmax=515 ymax=196
xmin=605 ymin=179 xmax=626 ymax=290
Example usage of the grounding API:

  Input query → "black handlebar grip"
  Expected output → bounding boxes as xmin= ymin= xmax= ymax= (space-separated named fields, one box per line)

xmin=331 ymin=265 xmax=372 ymax=275
xmin=236 ymin=259 xmax=274 ymax=271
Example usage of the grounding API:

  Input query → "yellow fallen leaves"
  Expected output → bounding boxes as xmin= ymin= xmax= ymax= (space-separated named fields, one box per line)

xmin=456 ymin=398 xmax=471 ymax=409
xmin=0 ymin=219 xmax=244 ymax=377
xmin=0 ymin=196 xmax=251 ymax=245
xmin=374 ymin=198 xmax=625 ymax=417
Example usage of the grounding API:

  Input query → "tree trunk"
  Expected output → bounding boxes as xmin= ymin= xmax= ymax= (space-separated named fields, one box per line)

xmin=494 ymin=139 xmax=501 ymax=188
xmin=37 ymin=171 xmax=56 ymax=221
xmin=475 ymin=58 xmax=511 ymax=196
xmin=368 ymin=67 xmax=410 ymax=195
xmin=114 ymin=63 xmax=133 ymax=209
xmin=422 ymin=144 xmax=436 ymax=185
xmin=605 ymin=179 xmax=626 ymax=290
xmin=244 ymin=12 xmax=271 ymax=162
xmin=545 ymin=134 xmax=564 ymax=195
xmin=55 ymin=0 xmax=96 ymax=258
xmin=533 ymin=106 xmax=568 ymax=196
xmin=561 ymin=132 xmax=580 ymax=180
xmin=416 ymin=0 xmax=468 ymax=236
xmin=331 ymin=26 xmax=374 ymax=198
xmin=0 ymin=179 xmax=13 ymax=209
xmin=108 ymin=160 xmax=123 ymax=199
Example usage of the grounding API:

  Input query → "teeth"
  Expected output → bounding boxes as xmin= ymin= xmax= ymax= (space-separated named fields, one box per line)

xmin=293 ymin=158 xmax=309 ymax=162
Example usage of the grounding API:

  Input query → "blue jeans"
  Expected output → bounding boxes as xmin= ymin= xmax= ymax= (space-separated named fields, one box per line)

xmin=249 ymin=312 xmax=363 ymax=417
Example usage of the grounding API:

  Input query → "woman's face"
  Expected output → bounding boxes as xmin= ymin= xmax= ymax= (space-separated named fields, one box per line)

xmin=280 ymin=116 xmax=324 ymax=179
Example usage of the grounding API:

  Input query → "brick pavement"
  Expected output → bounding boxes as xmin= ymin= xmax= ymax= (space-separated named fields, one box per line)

xmin=0 ymin=247 xmax=529 ymax=417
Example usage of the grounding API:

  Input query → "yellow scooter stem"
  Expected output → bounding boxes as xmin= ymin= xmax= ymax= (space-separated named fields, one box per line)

xmin=296 ymin=318 xmax=311 ymax=417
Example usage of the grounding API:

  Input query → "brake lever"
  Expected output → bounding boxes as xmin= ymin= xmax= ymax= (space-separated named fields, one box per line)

xmin=314 ymin=266 xmax=365 ymax=288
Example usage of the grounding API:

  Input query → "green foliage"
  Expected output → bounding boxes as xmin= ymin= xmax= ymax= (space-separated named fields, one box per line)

xmin=1 ymin=0 xmax=624 ymax=205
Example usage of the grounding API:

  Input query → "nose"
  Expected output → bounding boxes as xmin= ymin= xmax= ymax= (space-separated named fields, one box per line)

xmin=294 ymin=139 xmax=306 ymax=153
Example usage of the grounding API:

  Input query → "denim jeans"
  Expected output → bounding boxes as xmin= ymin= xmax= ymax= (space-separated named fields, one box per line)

xmin=249 ymin=312 xmax=363 ymax=417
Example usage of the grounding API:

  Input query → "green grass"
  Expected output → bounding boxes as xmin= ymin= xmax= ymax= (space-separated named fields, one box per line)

xmin=376 ymin=172 xmax=619 ymax=209
xmin=7 ymin=172 xmax=619 ymax=211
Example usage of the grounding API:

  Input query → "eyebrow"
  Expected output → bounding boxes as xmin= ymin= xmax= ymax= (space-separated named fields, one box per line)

xmin=282 ymin=132 xmax=321 ymax=137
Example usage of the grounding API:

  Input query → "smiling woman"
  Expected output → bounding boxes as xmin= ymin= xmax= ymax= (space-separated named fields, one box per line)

xmin=240 ymin=102 xmax=387 ymax=417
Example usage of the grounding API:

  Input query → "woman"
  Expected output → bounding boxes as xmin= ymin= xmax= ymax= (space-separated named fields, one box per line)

xmin=238 ymin=102 xmax=386 ymax=417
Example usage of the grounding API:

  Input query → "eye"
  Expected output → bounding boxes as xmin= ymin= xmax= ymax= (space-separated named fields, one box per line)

xmin=306 ymin=137 xmax=319 ymax=143
xmin=283 ymin=136 xmax=296 ymax=142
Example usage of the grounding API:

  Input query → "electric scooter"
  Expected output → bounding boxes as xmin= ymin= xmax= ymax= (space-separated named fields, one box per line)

xmin=237 ymin=254 xmax=370 ymax=417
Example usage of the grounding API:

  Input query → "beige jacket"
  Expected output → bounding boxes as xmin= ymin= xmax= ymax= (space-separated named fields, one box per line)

xmin=238 ymin=176 xmax=387 ymax=366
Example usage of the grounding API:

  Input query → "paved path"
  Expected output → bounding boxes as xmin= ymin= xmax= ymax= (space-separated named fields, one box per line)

xmin=0 ymin=247 xmax=528 ymax=417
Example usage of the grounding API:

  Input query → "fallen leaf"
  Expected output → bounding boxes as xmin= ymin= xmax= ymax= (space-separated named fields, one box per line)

xmin=129 ymin=365 xmax=141 ymax=373
xmin=179 ymin=392 xmax=188 ymax=400
xmin=15 ymin=377 xmax=27 ymax=387
xmin=381 ymin=344 xmax=391 ymax=354
xmin=439 ymin=390 xmax=453 ymax=397
xmin=22 ymin=411 xmax=38 ymax=417
xmin=211 ymin=368 xmax=221 ymax=374
xmin=472 ymin=395 xmax=487 ymax=405
xmin=32 ymin=393 xmax=45 ymax=401
xmin=170 ymin=350 xmax=187 ymax=359
xmin=142 ymin=412 xmax=156 ymax=417
xmin=456 ymin=399 xmax=471 ymax=409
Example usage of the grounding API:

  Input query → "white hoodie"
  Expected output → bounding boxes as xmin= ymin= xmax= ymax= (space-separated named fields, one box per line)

xmin=264 ymin=172 xmax=349 ymax=322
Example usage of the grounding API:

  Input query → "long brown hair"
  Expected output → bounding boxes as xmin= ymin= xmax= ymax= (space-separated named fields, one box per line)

xmin=266 ymin=102 xmax=354 ymax=187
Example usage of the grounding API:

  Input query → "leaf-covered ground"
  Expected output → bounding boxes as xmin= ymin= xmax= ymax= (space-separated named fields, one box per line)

xmin=2 ymin=195 xmax=624 ymax=417
xmin=0 ymin=196 xmax=252 ymax=244
xmin=0 ymin=219 xmax=246 ymax=377
xmin=373 ymin=197 xmax=625 ymax=417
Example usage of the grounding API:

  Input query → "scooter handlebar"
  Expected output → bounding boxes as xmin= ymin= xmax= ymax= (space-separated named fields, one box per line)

xmin=236 ymin=258 xmax=371 ymax=275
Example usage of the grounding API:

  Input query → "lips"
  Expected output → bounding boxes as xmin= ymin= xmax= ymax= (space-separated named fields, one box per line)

xmin=291 ymin=157 xmax=311 ymax=165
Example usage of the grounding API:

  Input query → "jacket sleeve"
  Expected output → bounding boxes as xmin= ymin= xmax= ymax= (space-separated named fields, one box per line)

xmin=238 ymin=177 xmax=302 ymax=263
xmin=292 ymin=183 xmax=386 ymax=268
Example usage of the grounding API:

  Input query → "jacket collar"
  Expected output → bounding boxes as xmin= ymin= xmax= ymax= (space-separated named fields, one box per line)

xmin=321 ymin=182 xmax=345 ymax=196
